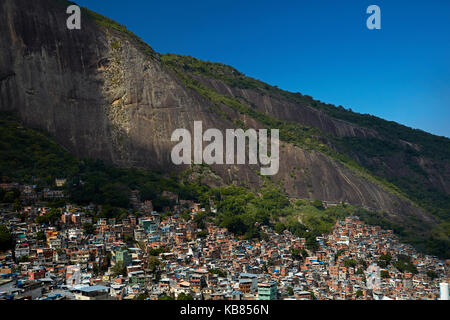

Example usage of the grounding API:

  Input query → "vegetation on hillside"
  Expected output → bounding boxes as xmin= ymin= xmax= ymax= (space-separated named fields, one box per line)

xmin=161 ymin=55 xmax=408 ymax=199
xmin=0 ymin=111 xmax=448 ymax=258
xmin=0 ymin=224 xmax=14 ymax=252
xmin=0 ymin=112 xmax=206 ymax=215
xmin=160 ymin=54 xmax=450 ymax=258
xmin=52 ymin=5 xmax=449 ymax=238
xmin=2 ymin=4 xmax=449 ymax=257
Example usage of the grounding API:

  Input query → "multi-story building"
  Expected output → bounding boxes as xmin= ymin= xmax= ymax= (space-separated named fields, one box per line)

xmin=258 ymin=282 xmax=277 ymax=300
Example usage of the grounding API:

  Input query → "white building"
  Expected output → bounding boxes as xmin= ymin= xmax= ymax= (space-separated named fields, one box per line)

xmin=440 ymin=282 xmax=449 ymax=300
xmin=66 ymin=265 xmax=81 ymax=287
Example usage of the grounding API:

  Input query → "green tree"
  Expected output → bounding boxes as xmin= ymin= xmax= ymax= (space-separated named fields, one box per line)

xmin=208 ymin=268 xmax=227 ymax=277
xmin=196 ymin=230 xmax=208 ymax=238
xmin=311 ymin=200 xmax=324 ymax=210
xmin=343 ymin=259 xmax=358 ymax=268
xmin=393 ymin=255 xmax=418 ymax=274
xmin=0 ymin=225 xmax=13 ymax=252
xmin=2 ymin=189 xmax=20 ymax=203
xmin=82 ymin=222 xmax=95 ymax=235
xmin=18 ymin=255 xmax=30 ymax=263
xmin=287 ymin=286 xmax=294 ymax=296
xmin=274 ymin=222 xmax=286 ymax=234
xmin=101 ymin=183 xmax=130 ymax=208
xmin=92 ymin=263 xmax=101 ymax=276
xmin=148 ymin=248 xmax=165 ymax=256
xmin=148 ymin=256 xmax=162 ymax=273
xmin=36 ymin=230 xmax=46 ymax=242
xmin=290 ymin=248 xmax=303 ymax=261
xmin=181 ymin=211 xmax=191 ymax=221
xmin=358 ymin=259 xmax=367 ymax=269
xmin=136 ymin=293 xmax=148 ymax=300
xmin=13 ymin=198 xmax=21 ymax=212
xmin=112 ymin=261 xmax=127 ymax=277
xmin=193 ymin=211 xmax=208 ymax=230
xmin=140 ymin=182 xmax=158 ymax=201
xmin=381 ymin=271 xmax=390 ymax=279
xmin=377 ymin=254 xmax=392 ymax=268
xmin=36 ymin=215 xmax=49 ymax=225
xmin=123 ymin=234 xmax=134 ymax=244
xmin=177 ymin=292 xmax=193 ymax=300
xmin=426 ymin=270 xmax=438 ymax=280
xmin=305 ymin=233 xmax=319 ymax=251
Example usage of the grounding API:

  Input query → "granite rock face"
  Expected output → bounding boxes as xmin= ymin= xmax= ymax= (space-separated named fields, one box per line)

xmin=0 ymin=0 xmax=436 ymax=226
xmin=192 ymin=74 xmax=380 ymax=139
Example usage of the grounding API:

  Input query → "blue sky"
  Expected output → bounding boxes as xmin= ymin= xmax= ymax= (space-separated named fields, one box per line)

xmin=75 ymin=0 xmax=450 ymax=138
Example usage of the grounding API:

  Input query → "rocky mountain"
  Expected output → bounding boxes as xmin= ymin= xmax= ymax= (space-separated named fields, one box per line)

xmin=0 ymin=0 xmax=448 ymax=254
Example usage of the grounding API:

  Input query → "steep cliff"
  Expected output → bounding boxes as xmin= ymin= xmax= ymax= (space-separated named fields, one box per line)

xmin=0 ymin=0 xmax=448 ymax=240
